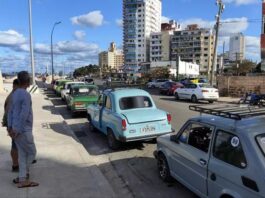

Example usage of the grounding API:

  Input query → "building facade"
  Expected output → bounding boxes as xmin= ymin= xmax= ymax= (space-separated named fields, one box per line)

xmin=150 ymin=20 xmax=181 ymax=62
xmin=170 ymin=24 xmax=215 ymax=76
xmin=123 ymin=0 xmax=161 ymax=71
xmin=229 ymin=33 xmax=245 ymax=62
xmin=98 ymin=42 xmax=124 ymax=70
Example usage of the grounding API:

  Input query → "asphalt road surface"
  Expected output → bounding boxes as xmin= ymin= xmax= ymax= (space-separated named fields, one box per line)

xmin=44 ymin=87 xmax=200 ymax=198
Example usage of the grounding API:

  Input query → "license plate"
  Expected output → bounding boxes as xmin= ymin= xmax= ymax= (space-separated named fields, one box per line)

xmin=141 ymin=125 xmax=156 ymax=133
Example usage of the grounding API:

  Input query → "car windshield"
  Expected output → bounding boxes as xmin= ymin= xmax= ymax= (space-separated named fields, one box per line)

xmin=199 ymin=84 xmax=214 ymax=88
xmin=119 ymin=96 xmax=153 ymax=110
xmin=256 ymin=134 xmax=265 ymax=156
xmin=73 ymin=87 xmax=98 ymax=96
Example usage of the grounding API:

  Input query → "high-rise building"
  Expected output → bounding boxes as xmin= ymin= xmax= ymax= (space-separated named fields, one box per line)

xmin=99 ymin=42 xmax=124 ymax=70
xmin=171 ymin=24 xmax=215 ymax=75
xmin=261 ymin=0 xmax=265 ymax=70
xmin=229 ymin=33 xmax=245 ymax=62
xmin=150 ymin=20 xmax=181 ymax=62
xmin=123 ymin=0 xmax=161 ymax=72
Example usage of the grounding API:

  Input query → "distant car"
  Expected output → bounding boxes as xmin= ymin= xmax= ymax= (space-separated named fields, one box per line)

xmin=54 ymin=79 xmax=72 ymax=96
xmin=159 ymin=82 xmax=184 ymax=95
xmin=174 ymin=83 xmax=219 ymax=103
xmin=146 ymin=79 xmax=169 ymax=88
xmin=66 ymin=84 xmax=99 ymax=117
xmin=61 ymin=81 xmax=85 ymax=101
xmin=87 ymin=88 xmax=173 ymax=150
xmin=154 ymin=104 xmax=265 ymax=198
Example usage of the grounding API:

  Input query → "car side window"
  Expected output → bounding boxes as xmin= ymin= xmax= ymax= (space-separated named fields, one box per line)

xmin=179 ymin=122 xmax=213 ymax=153
xmin=213 ymin=130 xmax=247 ymax=169
xmin=190 ymin=84 xmax=197 ymax=89
xmin=98 ymin=95 xmax=104 ymax=107
xmin=105 ymin=96 xmax=112 ymax=110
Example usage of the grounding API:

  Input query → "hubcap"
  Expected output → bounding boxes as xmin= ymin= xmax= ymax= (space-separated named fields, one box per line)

xmin=158 ymin=158 xmax=167 ymax=178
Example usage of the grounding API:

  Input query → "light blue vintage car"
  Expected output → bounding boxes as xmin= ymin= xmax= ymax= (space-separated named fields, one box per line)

xmin=87 ymin=88 xmax=173 ymax=149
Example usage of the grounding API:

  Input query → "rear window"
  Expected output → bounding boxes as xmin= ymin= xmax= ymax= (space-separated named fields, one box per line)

xmin=199 ymin=84 xmax=214 ymax=88
xmin=256 ymin=134 xmax=265 ymax=156
xmin=73 ymin=87 xmax=98 ymax=96
xmin=119 ymin=96 xmax=153 ymax=110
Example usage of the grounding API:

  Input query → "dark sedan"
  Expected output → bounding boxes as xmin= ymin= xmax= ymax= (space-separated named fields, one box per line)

xmin=159 ymin=81 xmax=183 ymax=95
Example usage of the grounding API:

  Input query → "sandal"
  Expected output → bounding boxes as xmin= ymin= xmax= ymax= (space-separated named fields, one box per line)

xmin=13 ymin=174 xmax=30 ymax=184
xmin=17 ymin=181 xmax=39 ymax=188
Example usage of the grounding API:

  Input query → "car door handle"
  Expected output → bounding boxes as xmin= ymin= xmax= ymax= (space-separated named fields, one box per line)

xmin=199 ymin=159 xmax=207 ymax=166
xmin=210 ymin=173 xmax=216 ymax=181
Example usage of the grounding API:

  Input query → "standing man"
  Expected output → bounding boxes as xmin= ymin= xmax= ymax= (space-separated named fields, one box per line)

xmin=2 ymin=79 xmax=19 ymax=172
xmin=8 ymin=71 xmax=39 ymax=188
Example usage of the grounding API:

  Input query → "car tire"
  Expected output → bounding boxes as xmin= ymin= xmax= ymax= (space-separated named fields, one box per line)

xmin=157 ymin=153 xmax=173 ymax=182
xmin=174 ymin=93 xmax=179 ymax=100
xmin=71 ymin=111 xmax=76 ymax=118
xmin=107 ymin=129 xmax=120 ymax=150
xmin=191 ymin=95 xmax=198 ymax=103
xmin=209 ymin=100 xmax=214 ymax=104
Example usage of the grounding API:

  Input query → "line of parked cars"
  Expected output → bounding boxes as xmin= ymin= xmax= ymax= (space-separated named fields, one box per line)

xmin=52 ymin=78 xmax=265 ymax=198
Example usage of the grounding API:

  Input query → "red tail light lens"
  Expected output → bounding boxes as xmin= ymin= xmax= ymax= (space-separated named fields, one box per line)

xmin=122 ymin=119 xmax=127 ymax=130
xmin=167 ymin=114 xmax=171 ymax=124
xmin=74 ymin=102 xmax=83 ymax=105
xmin=201 ymin=90 xmax=209 ymax=93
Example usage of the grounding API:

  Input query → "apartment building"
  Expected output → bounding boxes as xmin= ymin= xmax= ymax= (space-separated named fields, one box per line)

xmin=123 ymin=0 xmax=161 ymax=71
xmin=98 ymin=42 xmax=124 ymax=70
xmin=229 ymin=33 xmax=245 ymax=62
xmin=150 ymin=20 xmax=181 ymax=62
xmin=171 ymin=24 xmax=215 ymax=75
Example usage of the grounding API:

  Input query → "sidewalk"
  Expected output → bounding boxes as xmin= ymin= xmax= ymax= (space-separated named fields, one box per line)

xmin=218 ymin=97 xmax=240 ymax=103
xmin=0 ymin=85 xmax=115 ymax=198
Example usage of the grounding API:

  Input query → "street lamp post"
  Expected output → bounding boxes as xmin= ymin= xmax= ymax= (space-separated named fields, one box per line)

xmin=51 ymin=21 xmax=61 ymax=82
xmin=28 ymin=0 xmax=35 ymax=85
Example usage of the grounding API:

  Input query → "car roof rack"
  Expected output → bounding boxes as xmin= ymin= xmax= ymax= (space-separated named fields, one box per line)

xmin=189 ymin=104 xmax=265 ymax=120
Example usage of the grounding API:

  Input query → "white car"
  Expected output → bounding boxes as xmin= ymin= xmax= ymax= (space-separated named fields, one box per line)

xmin=146 ymin=79 xmax=169 ymax=88
xmin=61 ymin=81 xmax=85 ymax=101
xmin=174 ymin=83 xmax=219 ymax=103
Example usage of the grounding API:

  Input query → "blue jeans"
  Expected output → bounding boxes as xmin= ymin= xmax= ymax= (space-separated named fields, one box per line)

xmin=15 ymin=132 xmax=36 ymax=182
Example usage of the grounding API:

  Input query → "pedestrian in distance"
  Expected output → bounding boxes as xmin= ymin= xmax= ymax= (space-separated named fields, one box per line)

xmin=7 ymin=71 xmax=39 ymax=188
xmin=2 ymin=79 xmax=20 ymax=172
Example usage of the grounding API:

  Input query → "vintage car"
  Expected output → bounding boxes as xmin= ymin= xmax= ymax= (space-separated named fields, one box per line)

xmin=154 ymin=104 xmax=265 ymax=198
xmin=87 ymin=88 xmax=173 ymax=150
xmin=54 ymin=79 xmax=72 ymax=96
xmin=61 ymin=81 xmax=85 ymax=101
xmin=66 ymin=84 xmax=99 ymax=116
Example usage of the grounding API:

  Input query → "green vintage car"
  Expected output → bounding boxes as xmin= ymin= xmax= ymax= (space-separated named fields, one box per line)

xmin=54 ymin=79 xmax=72 ymax=96
xmin=66 ymin=84 xmax=99 ymax=116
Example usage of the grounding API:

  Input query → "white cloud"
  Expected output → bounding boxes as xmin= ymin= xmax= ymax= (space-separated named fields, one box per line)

xmin=245 ymin=36 xmax=260 ymax=61
xmin=161 ymin=16 xmax=171 ymax=23
xmin=74 ymin=30 xmax=86 ymax=40
xmin=180 ymin=18 xmax=214 ymax=29
xmin=71 ymin=11 xmax=104 ymax=27
xmin=0 ymin=30 xmax=26 ymax=46
xmin=220 ymin=17 xmax=248 ymax=36
xmin=223 ymin=0 xmax=258 ymax=5
xmin=115 ymin=19 xmax=123 ymax=27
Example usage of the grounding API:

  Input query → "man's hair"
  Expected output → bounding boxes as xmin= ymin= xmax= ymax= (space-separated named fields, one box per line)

xmin=13 ymin=79 xmax=19 ymax=85
xmin=17 ymin=71 xmax=30 ymax=85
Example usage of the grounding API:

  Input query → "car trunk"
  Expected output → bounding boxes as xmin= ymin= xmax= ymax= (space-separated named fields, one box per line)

xmin=122 ymin=109 xmax=166 ymax=124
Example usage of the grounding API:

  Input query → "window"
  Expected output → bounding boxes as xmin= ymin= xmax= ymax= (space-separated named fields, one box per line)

xmin=105 ymin=96 xmax=112 ymax=110
xmin=119 ymin=96 xmax=152 ymax=110
xmin=256 ymin=134 xmax=265 ymax=156
xmin=213 ymin=130 xmax=247 ymax=169
xmin=98 ymin=95 xmax=104 ymax=106
xmin=179 ymin=122 xmax=213 ymax=153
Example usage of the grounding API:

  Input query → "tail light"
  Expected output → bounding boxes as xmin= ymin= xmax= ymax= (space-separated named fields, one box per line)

xmin=167 ymin=114 xmax=171 ymax=124
xmin=122 ymin=119 xmax=127 ymax=131
xmin=74 ymin=102 xmax=84 ymax=105
xmin=201 ymin=90 xmax=209 ymax=93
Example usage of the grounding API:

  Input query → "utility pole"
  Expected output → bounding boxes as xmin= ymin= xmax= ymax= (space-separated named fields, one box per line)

xmin=221 ymin=41 xmax=225 ymax=74
xmin=28 ymin=0 xmax=35 ymax=85
xmin=210 ymin=0 xmax=225 ymax=86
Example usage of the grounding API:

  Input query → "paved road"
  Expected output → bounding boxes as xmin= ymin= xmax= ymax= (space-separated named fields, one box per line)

xmin=44 ymin=87 xmax=199 ymax=198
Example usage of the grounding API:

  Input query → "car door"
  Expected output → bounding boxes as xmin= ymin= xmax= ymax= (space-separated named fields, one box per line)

xmin=178 ymin=84 xmax=189 ymax=99
xmin=208 ymin=130 xmax=258 ymax=198
xmin=92 ymin=94 xmax=104 ymax=129
xmin=187 ymin=84 xmax=197 ymax=99
xmin=101 ymin=95 xmax=113 ymax=134
xmin=168 ymin=121 xmax=214 ymax=197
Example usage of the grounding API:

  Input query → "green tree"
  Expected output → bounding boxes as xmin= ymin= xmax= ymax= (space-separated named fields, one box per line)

xmin=73 ymin=64 xmax=100 ymax=77
xmin=231 ymin=60 xmax=256 ymax=75
xmin=149 ymin=67 xmax=170 ymax=79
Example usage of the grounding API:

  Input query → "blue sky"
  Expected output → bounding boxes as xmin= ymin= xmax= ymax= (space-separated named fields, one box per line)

xmin=0 ymin=0 xmax=261 ymax=73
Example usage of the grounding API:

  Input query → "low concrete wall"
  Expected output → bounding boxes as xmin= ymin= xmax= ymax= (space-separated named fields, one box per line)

xmin=217 ymin=76 xmax=265 ymax=97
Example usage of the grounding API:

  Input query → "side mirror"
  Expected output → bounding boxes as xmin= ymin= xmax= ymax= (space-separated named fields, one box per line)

xmin=170 ymin=134 xmax=179 ymax=143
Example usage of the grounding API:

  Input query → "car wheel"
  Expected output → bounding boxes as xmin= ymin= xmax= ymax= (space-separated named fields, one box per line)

xmin=209 ymin=100 xmax=214 ymax=104
xmin=166 ymin=90 xmax=170 ymax=96
xmin=191 ymin=95 xmax=198 ymax=103
xmin=174 ymin=93 xmax=179 ymax=100
xmin=107 ymin=129 xmax=120 ymax=150
xmin=157 ymin=153 xmax=173 ymax=182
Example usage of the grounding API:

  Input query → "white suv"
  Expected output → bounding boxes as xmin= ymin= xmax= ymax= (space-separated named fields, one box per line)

xmin=174 ymin=83 xmax=219 ymax=103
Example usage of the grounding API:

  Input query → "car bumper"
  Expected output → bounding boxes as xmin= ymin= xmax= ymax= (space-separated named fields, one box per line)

xmin=118 ymin=129 xmax=174 ymax=142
